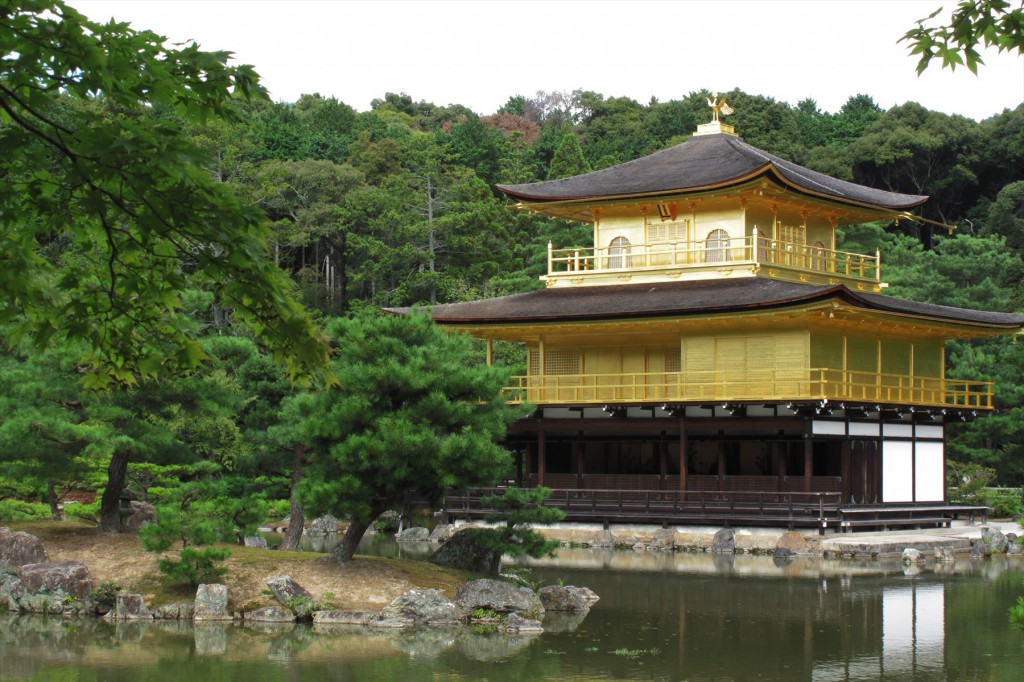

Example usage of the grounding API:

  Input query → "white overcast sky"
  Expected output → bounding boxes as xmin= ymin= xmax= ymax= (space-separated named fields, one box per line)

xmin=75 ymin=0 xmax=1024 ymax=121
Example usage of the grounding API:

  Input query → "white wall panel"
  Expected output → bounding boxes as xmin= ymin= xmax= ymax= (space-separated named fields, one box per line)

xmin=915 ymin=441 xmax=945 ymax=502
xmin=882 ymin=441 xmax=914 ymax=502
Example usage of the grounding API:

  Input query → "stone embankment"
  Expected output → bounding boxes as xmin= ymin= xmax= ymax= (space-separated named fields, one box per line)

xmin=425 ymin=521 xmax=1024 ymax=560
xmin=0 ymin=526 xmax=597 ymax=634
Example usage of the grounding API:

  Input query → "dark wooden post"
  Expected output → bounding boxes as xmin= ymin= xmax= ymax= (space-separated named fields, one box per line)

xmin=804 ymin=435 xmax=813 ymax=494
xmin=537 ymin=423 xmax=546 ymax=488
xmin=659 ymin=430 xmax=668 ymax=490
xmin=576 ymin=431 xmax=585 ymax=490
xmin=679 ymin=419 xmax=688 ymax=502
xmin=841 ymin=439 xmax=851 ymax=503
xmin=717 ymin=431 xmax=725 ymax=493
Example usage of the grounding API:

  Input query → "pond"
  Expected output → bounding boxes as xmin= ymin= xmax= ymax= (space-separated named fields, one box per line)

xmin=2 ymin=545 xmax=1023 ymax=681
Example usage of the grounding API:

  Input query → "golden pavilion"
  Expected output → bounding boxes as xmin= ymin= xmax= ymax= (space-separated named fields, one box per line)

xmin=420 ymin=111 xmax=1024 ymax=531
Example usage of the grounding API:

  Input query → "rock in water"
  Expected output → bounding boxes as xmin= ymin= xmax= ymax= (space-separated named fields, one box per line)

xmin=380 ymin=589 xmax=459 ymax=624
xmin=19 ymin=561 xmax=92 ymax=599
xmin=712 ymin=528 xmax=735 ymax=553
xmin=396 ymin=526 xmax=430 ymax=542
xmin=538 ymin=585 xmax=590 ymax=612
xmin=982 ymin=527 xmax=1009 ymax=555
xmin=428 ymin=529 xmax=501 ymax=575
xmin=774 ymin=531 xmax=810 ymax=557
xmin=455 ymin=579 xmax=544 ymax=619
xmin=107 ymin=593 xmax=152 ymax=620
xmin=194 ymin=584 xmax=232 ymax=621
xmin=307 ymin=515 xmax=339 ymax=535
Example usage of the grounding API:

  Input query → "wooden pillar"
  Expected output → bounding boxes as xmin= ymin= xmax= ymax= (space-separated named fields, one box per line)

xmin=486 ymin=338 xmax=494 ymax=367
xmin=679 ymin=419 xmax=688 ymax=501
xmin=537 ymin=423 xmax=546 ymax=488
xmin=841 ymin=439 xmax=851 ymax=504
xmin=659 ymin=431 xmax=668 ymax=490
xmin=804 ymin=435 xmax=813 ymax=494
xmin=776 ymin=441 xmax=787 ymax=491
xmin=717 ymin=431 xmax=725 ymax=493
xmin=576 ymin=432 xmax=585 ymax=490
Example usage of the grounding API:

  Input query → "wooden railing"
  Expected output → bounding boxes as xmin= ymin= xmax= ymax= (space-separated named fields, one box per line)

xmin=547 ymin=236 xmax=880 ymax=282
xmin=501 ymin=368 xmax=993 ymax=409
xmin=444 ymin=486 xmax=843 ymax=533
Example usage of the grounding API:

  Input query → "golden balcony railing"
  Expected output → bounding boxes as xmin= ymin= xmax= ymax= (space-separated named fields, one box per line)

xmin=501 ymin=368 xmax=993 ymax=410
xmin=547 ymin=236 xmax=880 ymax=282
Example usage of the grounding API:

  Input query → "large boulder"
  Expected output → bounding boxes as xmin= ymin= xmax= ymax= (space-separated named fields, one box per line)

xmin=982 ymin=527 xmax=1009 ymax=555
xmin=428 ymin=529 xmax=501 ymax=575
xmin=0 ymin=527 xmax=48 ymax=568
xmin=152 ymin=602 xmax=195 ymax=620
xmin=244 ymin=535 xmax=268 ymax=548
xmin=380 ymin=588 xmax=459 ymax=624
xmin=538 ymin=585 xmax=591 ymax=612
xmin=455 ymin=579 xmax=544 ymax=619
xmin=19 ymin=561 xmax=92 ymax=599
xmin=313 ymin=610 xmax=381 ymax=626
xmin=266 ymin=575 xmax=314 ymax=614
xmin=122 ymin=501 xmax=156 ymax=533
xmin=306 ymin=515 xmax=339 ymax=535
xmin=193 ymin=583 xmax=232 ymax=621
xmin=396 ymin=526 xmax=430 ymax=542
xmin=712 ymin=528 xmax=735 ymax=553
xmin=774 ymin=531 xmax=811 ymax=557
xmin=245 ymin=606 xmax=296 ymax=623
xmin=106 ymin=593 xmax=152 ymax=620
xmin=902 ymin=548 xmax=924 ymax=565
xmin=428 ymin=524 xmax=457 ymax=544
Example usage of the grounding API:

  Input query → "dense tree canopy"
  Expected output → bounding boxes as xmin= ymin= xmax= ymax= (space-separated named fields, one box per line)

xmin=0 ymin=0 xmax=328 ymax=387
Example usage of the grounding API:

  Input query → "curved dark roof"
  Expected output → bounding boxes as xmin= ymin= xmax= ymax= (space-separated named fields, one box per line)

xmin=498 ymin=133 xmax=927 ymax=211
xmin=404 ymin=279 xmax=1024 ymax=329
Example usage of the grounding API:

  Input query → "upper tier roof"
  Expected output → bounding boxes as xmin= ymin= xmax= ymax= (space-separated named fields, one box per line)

xmin=407 ymin=278 xmax=1024 ymax=330
xmin=498 ymin=133 xmax=927 ymax=212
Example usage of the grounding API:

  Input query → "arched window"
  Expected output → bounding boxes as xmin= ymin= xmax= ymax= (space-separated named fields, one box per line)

xmin=811 ymin=240 xmax=827 ymax=271
xmin=608 ymin=236 xmax=632 ymax=269
xmin=705 ymin=229 xmax=729 ymax=263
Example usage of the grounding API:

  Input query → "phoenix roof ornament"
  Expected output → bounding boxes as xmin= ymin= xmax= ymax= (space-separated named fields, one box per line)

xmin=707 ymin=92 xmax=735 ymax=122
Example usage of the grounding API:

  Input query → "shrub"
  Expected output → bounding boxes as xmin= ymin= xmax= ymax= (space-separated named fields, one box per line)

xmin=155 ymin=547 xmax=230 ymax=588
xmin=0 ymin=500 xmax=50 ymax=521
xmin=947 ymin=461 xmax=996 ymax=504
xmin=983 ymin=488 xmax=1024 ymax=519
xmin=1010 ymin=596 xmax=1024 ymax=628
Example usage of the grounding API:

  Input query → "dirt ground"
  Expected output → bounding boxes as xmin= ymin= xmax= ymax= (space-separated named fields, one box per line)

xmin=6 ymin=521 xmax=468 ymax=613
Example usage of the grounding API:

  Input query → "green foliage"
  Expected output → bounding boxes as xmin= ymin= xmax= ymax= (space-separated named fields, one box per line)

xmin=476 ymin=487 xmax=565 ymax=562
xmin=902 ymin=1 xmax=1024 ymax=75
xmin=983 ymin=488 xmax=1024 ymax=519
xmin=547 ymin=132 xmax=591 ymax=180
xmin=296 ymin=312 xmax=519 ymax=529
xmin=88 ymin=581 xmax=122 ymax=611
xmin=156 ymin=547 xmax=231 ymax=589
xmin=1011 ymin=595 xmax=1024 ymax=627
xmin=0 ymin=500 xmax=50 ymax=521
xmin=0 ymin=0 xmax=329 ymax=387
xmin=286 ymin=593 xmax=336 ymax=619
xmin=947 ymin=461 xmax=997 ymax=503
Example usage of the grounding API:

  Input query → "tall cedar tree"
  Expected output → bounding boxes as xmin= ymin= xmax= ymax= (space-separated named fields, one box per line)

xmin=546 ymin=132 xmax=592 ymax=180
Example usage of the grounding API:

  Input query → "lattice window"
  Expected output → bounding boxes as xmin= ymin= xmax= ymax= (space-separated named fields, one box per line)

xmin=608 ymin=236 xmax=632 ymax=268
xmin=528 ymin=349 xmax=580 ymax=375
xmin=649 ymin=220 xmax=689 ymax=242
xmin=778 ymin=224 xmax=806 ymax=245
xmin=665 ymin=348 xmax=681 ymax=373
xmin=545 ymin=349 xmax=580 ymax=375
xmin=705 ymin=229 xmax=729 ymax=263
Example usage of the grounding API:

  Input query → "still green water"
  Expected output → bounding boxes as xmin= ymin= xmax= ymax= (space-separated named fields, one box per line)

xmin=2 ymin=548 xmax=1023 ymax=681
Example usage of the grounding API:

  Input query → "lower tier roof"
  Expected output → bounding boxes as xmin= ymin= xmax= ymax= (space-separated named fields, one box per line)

xmin=399 ymin=278 xmax=1024 ymax=330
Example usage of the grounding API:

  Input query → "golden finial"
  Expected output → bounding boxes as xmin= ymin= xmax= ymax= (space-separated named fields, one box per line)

xmin=706 ymin=92 xmax=735 ymax=122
